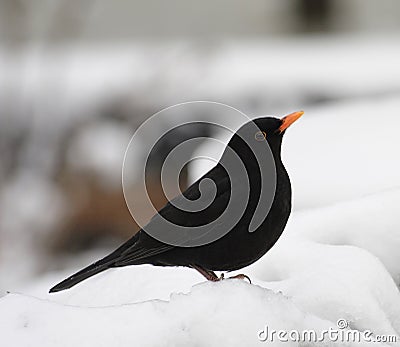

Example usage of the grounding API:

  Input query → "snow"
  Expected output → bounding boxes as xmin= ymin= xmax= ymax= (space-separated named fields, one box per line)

xmin=2 ymin=241 xmax=399 ymax=346
xmin=2 ymin=100 xmax=400 ymax=345
xmin=2 ymin=35 xmax=400 ymax=118
xmin=0 ymin=282 xmax=342 ymax=347
xmin=1 ymin=37 xmax=400 ymax=346
xmin=0 ymin=173 xmax=66 ymax=291
xmin=67 ymin=120 xmax=133 ymax=189
xmin=189 ymin=96 xmax=400 ymax=210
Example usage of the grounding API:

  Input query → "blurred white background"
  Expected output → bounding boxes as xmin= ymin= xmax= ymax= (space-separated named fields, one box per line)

xmin=1 ymin=0 xmax=400 ymax=295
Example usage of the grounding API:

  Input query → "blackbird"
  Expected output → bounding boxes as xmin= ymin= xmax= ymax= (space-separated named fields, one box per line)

xmin=50 ymin=111 xmax=303 ymax=292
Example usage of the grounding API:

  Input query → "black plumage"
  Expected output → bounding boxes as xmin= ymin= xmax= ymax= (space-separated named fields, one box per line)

xmin=50 ymin=111 xmax=302 ymax=292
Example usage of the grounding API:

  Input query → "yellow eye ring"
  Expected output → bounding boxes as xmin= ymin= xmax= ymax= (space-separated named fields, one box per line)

xmin=255 ymin=131 xmax=267 ymax=141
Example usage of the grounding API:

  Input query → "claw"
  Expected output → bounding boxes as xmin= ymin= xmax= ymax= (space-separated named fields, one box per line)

xmin=193 ymin=265 xmax=251 ymax=284
xmin=227 ymin=274 xmax=252 ymax=284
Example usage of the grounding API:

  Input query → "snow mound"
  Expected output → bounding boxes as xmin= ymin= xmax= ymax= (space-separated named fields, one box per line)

xmin=2 ymin=96 xmax=400 ymax=346
xmin=1 ymin=281 xmax=395 ymax=347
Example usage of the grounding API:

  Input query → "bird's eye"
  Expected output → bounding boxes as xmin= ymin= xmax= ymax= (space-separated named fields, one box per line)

xmin=254 ymin=131 xmax=267 ymax=141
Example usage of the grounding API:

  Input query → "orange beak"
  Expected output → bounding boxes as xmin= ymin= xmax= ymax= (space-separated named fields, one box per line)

xmin=279 ymin=111 xmax=304 ymax=133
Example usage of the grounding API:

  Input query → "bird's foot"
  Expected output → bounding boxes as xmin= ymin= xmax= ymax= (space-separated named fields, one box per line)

xmin=204 ymin=273 xmax=251 ymax=284
xmin=193 ymin=265 xmax=251 ymax=284
xmin=226 ymin=273 xmax=252 ymax=284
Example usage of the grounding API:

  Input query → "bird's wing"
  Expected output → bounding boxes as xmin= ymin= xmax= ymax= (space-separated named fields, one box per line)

xmin=49 ymin=165 xmax=230 ymax=291
xmin=115 ymin=164 xmax=230 ymax=265
xmin=115 ymin=241 xmax=173 ymax=265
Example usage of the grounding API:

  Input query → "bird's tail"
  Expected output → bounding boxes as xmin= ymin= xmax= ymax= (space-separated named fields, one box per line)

xmin=49 ymin=234 xmax=140 ymax=293
xmin=49 ymin=257 xmax=115 ymax=293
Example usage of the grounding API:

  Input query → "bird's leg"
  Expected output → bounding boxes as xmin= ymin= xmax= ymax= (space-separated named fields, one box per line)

xmin=192 ymin=265 xmax=221 ymax=282
xmin=192 ymin=265 xmax=250 ymax=283
xmin=227 ymin=274 xmax=252 ymax=284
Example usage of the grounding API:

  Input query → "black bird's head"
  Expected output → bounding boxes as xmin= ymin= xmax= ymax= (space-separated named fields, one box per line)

xmin=227 ymin=111 xmax=304 ymax=160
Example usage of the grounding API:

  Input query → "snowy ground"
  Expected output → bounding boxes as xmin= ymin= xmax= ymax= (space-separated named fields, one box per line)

xmin=1 ymin=35 xmax=400 ymax=346
xmin=2 ymin=96 xmax=400 ymax=346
